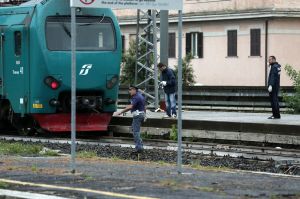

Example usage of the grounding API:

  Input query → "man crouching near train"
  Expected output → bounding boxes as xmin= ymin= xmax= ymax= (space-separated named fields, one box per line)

xmin=113 ymin=85 xmax=145 ymax=153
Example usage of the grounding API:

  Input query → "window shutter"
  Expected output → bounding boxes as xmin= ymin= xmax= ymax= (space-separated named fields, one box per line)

xmin=197 ymin=32 xmax=203 ymax=58
xmin=251 ymin=29 xmax=261 ymax=56
xmin=121 ymin=35 xmax=125 ymax=53
xmin=186 ymin=33 xmax=191 ymax=55
xmin=169 ymin=33 xmax=176 ymax=58
xmin=227 ymin=30 xmax=237 ymax=57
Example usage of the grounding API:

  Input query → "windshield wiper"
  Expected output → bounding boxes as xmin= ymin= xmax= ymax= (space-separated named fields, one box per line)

xmin=60 ymin=22 xmax=71 ymax=38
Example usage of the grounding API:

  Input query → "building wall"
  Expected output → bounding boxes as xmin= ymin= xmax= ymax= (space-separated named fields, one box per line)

xmin=268 ymin=18 xmax=300 ymax=86
xmin=167 ymin=19 xmax=266 ymax=86
xmin=116 ymin=0 xmax=300 ymax=86
xmin=121 ymin=18 xmax=300 ymax=86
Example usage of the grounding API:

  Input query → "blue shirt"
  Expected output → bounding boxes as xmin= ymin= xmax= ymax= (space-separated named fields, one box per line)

xmin=130 ymin=92 xmax=145 ymax=113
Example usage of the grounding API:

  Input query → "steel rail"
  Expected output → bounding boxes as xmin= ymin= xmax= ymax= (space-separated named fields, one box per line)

xmin=0 ymin=135 xmax=299 ymax=162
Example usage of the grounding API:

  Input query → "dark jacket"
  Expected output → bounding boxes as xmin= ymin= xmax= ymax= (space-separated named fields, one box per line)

xmin=130 ymin=92 xmax=145 ymax=112
xmin=161 ymin=67 xmax=176 ymax=94
xmin=268 ymin=62 xmax=281 ymax=88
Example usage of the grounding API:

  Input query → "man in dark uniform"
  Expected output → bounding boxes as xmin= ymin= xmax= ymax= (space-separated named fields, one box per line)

xmin=114 ymin=85 xmax=145 ymax=152
xmin=158 ymin=62 xmax=177 ymax=118
xmin=268 ymin=56 xmax=281 ymax=119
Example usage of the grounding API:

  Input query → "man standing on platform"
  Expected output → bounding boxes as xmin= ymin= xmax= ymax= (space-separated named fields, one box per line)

xmin=267 ymin=56 xmax=281 ymax=119
xmin=158 ymin=62 xmax=177 ymax=118
xmin=114 ymin=85 xmax=145 ymax=153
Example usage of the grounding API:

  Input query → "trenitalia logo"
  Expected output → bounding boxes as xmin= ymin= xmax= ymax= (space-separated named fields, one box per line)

xmin=79 ymin=64 xmax=93 ymax=76
xmin=80 ymin=0 xmax=95 ymax=5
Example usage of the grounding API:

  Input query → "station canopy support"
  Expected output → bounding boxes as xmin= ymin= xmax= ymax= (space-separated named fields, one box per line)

xmin=135 ymin=9 xmax=160 ymax=110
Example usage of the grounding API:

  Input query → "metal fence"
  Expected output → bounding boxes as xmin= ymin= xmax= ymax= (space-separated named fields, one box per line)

xmin=117 ymin=86 xmax=294 ymax=112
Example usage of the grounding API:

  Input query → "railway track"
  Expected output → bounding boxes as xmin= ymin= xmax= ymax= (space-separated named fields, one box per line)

xmin=1 ymin=135 xmax=299 ymax=163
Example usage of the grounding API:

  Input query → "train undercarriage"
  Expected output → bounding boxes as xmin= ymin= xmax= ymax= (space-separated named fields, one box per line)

xmin=0 ymin=94 xmax=114 ymax=134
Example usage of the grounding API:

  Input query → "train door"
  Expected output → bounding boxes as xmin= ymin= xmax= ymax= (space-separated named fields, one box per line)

xmin=3 ymin=25 xmax=29 ymax=116
xmin=0 ymin=27 xmax=4 ymax=97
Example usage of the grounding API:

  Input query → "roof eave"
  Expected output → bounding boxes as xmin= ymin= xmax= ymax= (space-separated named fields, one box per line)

xmin=117 ymin=10 xmax=300 ymax=25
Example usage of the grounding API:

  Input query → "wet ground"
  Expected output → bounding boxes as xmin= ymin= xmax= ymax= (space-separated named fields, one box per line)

xmin=0 ymin=155 xmax=300 ymax=199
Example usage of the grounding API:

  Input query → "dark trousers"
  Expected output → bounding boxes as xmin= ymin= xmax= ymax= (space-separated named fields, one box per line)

xmin=132 ymin=114 xmax=144 ymax=151
xmin=269 ymin=88 xmax=281 ymax=118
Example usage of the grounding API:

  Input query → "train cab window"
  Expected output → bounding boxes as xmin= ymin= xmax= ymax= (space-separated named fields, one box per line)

xmin=46 ymin=16 xmax=116 ymax=51
xmin=14 ymin=31 xmax=22 ymax=56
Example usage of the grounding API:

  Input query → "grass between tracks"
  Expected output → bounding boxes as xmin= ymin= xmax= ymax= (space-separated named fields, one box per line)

xmin=0 ymin=141 xmax=59 ymax=156
xmin=0 ymin=182 xmax=9 ymax=189
xmin=77 ymin=150 xmax=98 ymax=158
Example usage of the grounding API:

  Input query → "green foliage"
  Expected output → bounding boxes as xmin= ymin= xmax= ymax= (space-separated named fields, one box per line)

xmin=0 ymin=182 xmax=9 ymax=189
xmin=174 ymin=53 xmax=196 ymax=86
xmin=31 ymin=164 xmax=38 ymax=172
xmin=283 ymin=64 xmax=300 ymax=113
xmin=0 ymin=141 xmax=42 ymax=155
xmin=120 ymin=40 xmax=153 ymax=85
xmin=170 ymin=124 xmax=178 ymax=141
xmin=43 ymin=150 xmax=59 ymax=156
xmin=141 ymin=132 xmax=154 ymax=139
xmin=77 ymin=150 xmax=98 ymax=158
xmin=121 ymin=42 xmax=196 ymax=86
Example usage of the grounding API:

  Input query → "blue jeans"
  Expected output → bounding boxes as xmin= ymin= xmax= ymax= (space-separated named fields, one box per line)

xmin=165 ymin=93 xmax=177 ymax=116
xmin=132 ymin=114 xmax=144 ymax=151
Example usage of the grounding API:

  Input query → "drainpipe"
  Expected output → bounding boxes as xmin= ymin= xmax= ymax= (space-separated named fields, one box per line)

xmin=265 ymin=20 xmax=269 ymax=86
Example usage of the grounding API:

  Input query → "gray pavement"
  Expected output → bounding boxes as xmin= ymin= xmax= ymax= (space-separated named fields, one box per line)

xmin=143 ymin=110 xmax=300 ymax=126
xmin=1 ymin=156 xmax=300 ymax=199
xmin=112 ymin=110 xmax=300 ymax=144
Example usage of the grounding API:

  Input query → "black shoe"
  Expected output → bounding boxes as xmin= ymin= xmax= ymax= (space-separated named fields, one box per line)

xmin=136 ymin=148 xmax=144 ymax=153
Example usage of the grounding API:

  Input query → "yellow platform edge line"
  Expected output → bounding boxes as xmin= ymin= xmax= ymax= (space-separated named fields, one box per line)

xmin=0 ymin=178 xmax=160 ymax=199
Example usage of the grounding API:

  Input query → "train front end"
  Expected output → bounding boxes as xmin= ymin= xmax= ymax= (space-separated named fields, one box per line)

xmin=29 ymin=0 xmax=122 ymax=132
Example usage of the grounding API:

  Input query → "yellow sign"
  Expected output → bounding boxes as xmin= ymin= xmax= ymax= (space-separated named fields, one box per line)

xmin=33 ymin=104 xmax=43 ymax=109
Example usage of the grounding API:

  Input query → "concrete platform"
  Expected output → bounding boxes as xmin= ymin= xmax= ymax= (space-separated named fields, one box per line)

xmin=110 ymin=111 xmax=300 ymax=145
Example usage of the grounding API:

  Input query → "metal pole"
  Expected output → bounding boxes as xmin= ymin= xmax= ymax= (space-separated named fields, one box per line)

xmin=265 ymin=20 xmax=269 ymax=87
xmin=160 ymin=10 xmax=169 ymax=66
xmin=145 ymin=10 xmax=152 ymax=100
xmin=135 ymin=9 xmax=140 ymax=86
xmin=177 ymin=10 xmax=183 ymax=174
xmin=152 ymin=10 xmax=159 ymax=110
xmin=70 ymin=7 xmax=77 ymax=174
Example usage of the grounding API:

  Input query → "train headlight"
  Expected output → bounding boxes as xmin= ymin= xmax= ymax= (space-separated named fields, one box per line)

xmin=106 ymin=75 xmax=119 ymax=89
xmin=44 ymin=76 xmax=61 ymax=90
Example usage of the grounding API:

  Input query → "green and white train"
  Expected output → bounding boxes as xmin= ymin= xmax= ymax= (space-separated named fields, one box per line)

xmin=0 ymin=0 xmax=122 ymax=132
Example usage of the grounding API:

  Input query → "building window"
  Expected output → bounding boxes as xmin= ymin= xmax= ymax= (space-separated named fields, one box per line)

xmin=227 ymin=30 xmax=237 ymax=57
xmin=169 ymin=33 xmax=176 ymax=58
xmin=186 ymin=32 xmax=203 ymax=58
xmin=250 ymin=29 xmax=261 ymax=56
xmin=14 ymin=31 xmax=21 ymax=56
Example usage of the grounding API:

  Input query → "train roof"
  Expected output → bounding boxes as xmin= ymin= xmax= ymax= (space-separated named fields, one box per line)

xmin=0 ymin=4 xmax=33 ymax=25
xmin=0 ymin=0 xmax=118 ymax=26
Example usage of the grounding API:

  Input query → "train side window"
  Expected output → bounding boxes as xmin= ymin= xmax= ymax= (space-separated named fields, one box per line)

xmin=14 ymin=31 xmax=22 ymax=56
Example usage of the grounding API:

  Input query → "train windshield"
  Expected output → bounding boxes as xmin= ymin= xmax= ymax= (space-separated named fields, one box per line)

xmin=46 ymin=16 xmax=116 ymax=51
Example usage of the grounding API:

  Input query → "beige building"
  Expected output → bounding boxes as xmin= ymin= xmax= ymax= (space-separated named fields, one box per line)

xmin=115 ymin=0 xmax=300 ymax=86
